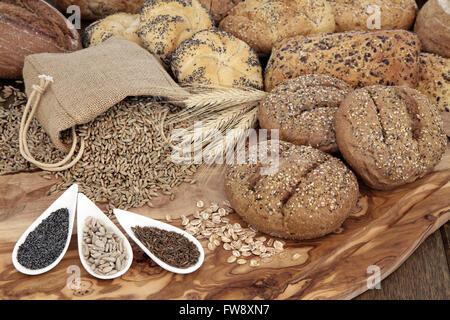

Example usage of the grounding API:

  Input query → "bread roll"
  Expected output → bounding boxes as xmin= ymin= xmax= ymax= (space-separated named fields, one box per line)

xmin=219 ymin=0 xmax=335 ymax=55
xmin=199 ymin=0 xmax=243 ymax=23
xmin=264 ymin=30 xmax=421 ymax=92
xmin=335 ymin=86 xmax=447 ymax=190
xmin=54 ymin=0 xmax=144 ymax=20
xmin=258 ymin=74 xmax=352 ymax=153
xmin=138 ymin=0 xmax=215 ymax=67
xmin=83 ymin=13 xmax=143 ymax=48
xmin=0 ymin=0 xmax=81 ymax=79
xmin=329 ymin=0 xmax=417 ymax=32
xmin=418 ymin=53 xmax=450 ymax=112
xmin=171 ymin=29 xmax=263 ymax=89
xmin=225 ymin=141 xmax=359 ymax=240
xmin=414 ymin=0 xmax=450 ymax=58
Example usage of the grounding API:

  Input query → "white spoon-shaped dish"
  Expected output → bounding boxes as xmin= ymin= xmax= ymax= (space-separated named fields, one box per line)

xmin=114 ymin=208 xmax=205 ymax=274
xmin=12 ymin=184 xmax=78 ymax=275
xmin=77 ymin=193 xmax=133 ymax=280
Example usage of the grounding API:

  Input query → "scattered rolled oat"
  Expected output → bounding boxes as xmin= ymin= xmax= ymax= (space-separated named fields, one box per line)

xmin=292 ymin=253 xmax=301 ymax=260
xmin=181 ymin=201 xmax=285 ymax=267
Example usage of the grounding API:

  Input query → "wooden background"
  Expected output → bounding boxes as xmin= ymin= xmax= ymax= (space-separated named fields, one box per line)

xmin=0 ymin=145 xmax=449 ymax=299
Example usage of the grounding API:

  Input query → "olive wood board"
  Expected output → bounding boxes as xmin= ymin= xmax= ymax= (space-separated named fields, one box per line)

xmin=0 ymin=143 xmax=449 ymax=300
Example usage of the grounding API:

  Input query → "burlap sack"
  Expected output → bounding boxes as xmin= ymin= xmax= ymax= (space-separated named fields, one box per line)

xmin=22 ymin=36 xmax=189 ymax=153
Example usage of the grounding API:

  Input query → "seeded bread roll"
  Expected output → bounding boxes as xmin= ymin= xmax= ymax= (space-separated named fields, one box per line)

xmin=219 ymin=0 xmax=335 ymax=55
xmin=171 ymin=29 xmax=263 ymax=89
xmin=335 ymin=86 xmax=447 ymax=191
xmin=258 ymin=74 xmax=352 ymax=153
xmin=329 ymin=0 xmax=417 ymax=32
xmin=225 ymin=142 xmax=359 ymax=240
xmin=414 ymin=0 xmax=450 ymax=58
xmin=138 ymin=0 xmax=215 ymax=67
xmin=54 ymin=0 xmax=144 ymax=20
xmin=198 ymin=0 xmax=244 ymax=23
xmin=418 ymin=53 xmax=450 ymax=112
xmin=264 ymin=30 xmax=421 ymax=92
xmin=82 ymin=13 xmax=143 ymax=48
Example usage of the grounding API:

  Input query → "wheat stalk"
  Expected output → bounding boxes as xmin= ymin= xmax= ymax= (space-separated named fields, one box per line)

xmin=162 ymin=85 xmax=265 ymax=165
xmin=166 ymin=86 xmax=266 ymax=125
xmin=180 ymin=103 xmax=257 ymax=144
xmin=184 ymin=87 xmax=266 ymax=109
xmin=191 ymin=108 xmax=258 ymax=163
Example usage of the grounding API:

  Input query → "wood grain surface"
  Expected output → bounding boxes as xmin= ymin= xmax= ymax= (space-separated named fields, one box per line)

xmin=0 ymin=143 xmax=449 ymax=300
xmin=357 ymin=230 xmax=450 ymax=299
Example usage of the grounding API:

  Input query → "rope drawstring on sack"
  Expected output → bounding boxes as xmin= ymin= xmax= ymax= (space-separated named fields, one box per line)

xmin=19 ymin=74 xmax=85 ymax=172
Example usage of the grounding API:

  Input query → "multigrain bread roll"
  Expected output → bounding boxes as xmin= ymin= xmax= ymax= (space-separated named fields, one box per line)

xmin=335 ymin=86 xmax=447 ymax=191
xmin=82 ymin=13 xmax=143 ymax=48
xmin=414 ymin=0 xmax=450 ymax=58
xmin=418 ymin=53 xmax=450 ymax=112
xmin=225 ymin=141 xmax=359 ymax=240
xmin=171 ymin=29 xmax=263 ymax=89
xmin=138 ymin=0 xmax=215 ymax=67
xmin=199 ymin=0 xmax=244 ymax=23
xmin=329 ymin=0 xmax=417 ymax=32
xmin=219 ymin=0 xmax=335 ymax=55
xmin=264 ymin=30 xmax=421 ymax=92
xmin=258 ymin=74 xmax=352 ymax=153
xmin=54 ymin=0 xmax=144 ymax=20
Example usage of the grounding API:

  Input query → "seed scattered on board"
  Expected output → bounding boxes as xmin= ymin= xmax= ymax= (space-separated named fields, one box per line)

xmin=182 ymin=200 xmax=285 ymax=267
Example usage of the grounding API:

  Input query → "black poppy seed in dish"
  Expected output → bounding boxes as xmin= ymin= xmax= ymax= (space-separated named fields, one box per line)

xmin=17 ymin=208 xmax=70 ymax=270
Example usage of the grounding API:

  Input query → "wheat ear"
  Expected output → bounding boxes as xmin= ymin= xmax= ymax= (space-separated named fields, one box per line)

xmin=192 ymin=108 xmax=258 ymax=163
xmin=167 ymin=86 xmax=266 ymax=125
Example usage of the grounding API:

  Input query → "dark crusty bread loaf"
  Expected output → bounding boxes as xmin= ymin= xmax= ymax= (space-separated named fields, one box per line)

xmin=0 ymin=0 xmax=81 ymax=79
xmin=335 ymin=86 xmax=447 ymax=190
xmin=258 ymin=74 xmax=352 ymax=153
xmin=418 ymin=53 xmax=450 ymax=113
xmin=225 ymin=141 xmax=359 ymax=240
xmin=54 ymin=0 xmax=144 ymax=20
xmin=264 ymin=30 xmax=421 ymax=92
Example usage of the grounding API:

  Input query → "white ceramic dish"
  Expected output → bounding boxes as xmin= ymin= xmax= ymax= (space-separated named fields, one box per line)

xmin=77 ymin=193 xmax=133 ymax=280
xmin=12 ymin=184 xmax=78 ymax=275
xmin=114 ymin=208 xmax=205 ymax=274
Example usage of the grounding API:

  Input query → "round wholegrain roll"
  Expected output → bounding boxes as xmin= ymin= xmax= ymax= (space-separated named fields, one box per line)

xmin=258 ymin=74 xmax=352 ymax=153
xmin=335 ymin=86 xmax=447 ymax=191
xmin=82 ymin=13 xmax=143 ymax=48
xmin=330 ymin=0 xmax=417 ymax=32
xmin=219 ymin=0 xmax=335 ymax=55
xmin=138 ymin=0 xmax=215 ymax=67
xmin=418 ymin=53 xmax=450 ymax=113
xmin=171 ymin=29 xmax=263 ymax=89
xmin=414 ymin=0 xmax=450 ymax=58
xmin=54 ymin=0 xmax=144 ymax=20
xmin=225 ymin=141 xmax=359 ymax=240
